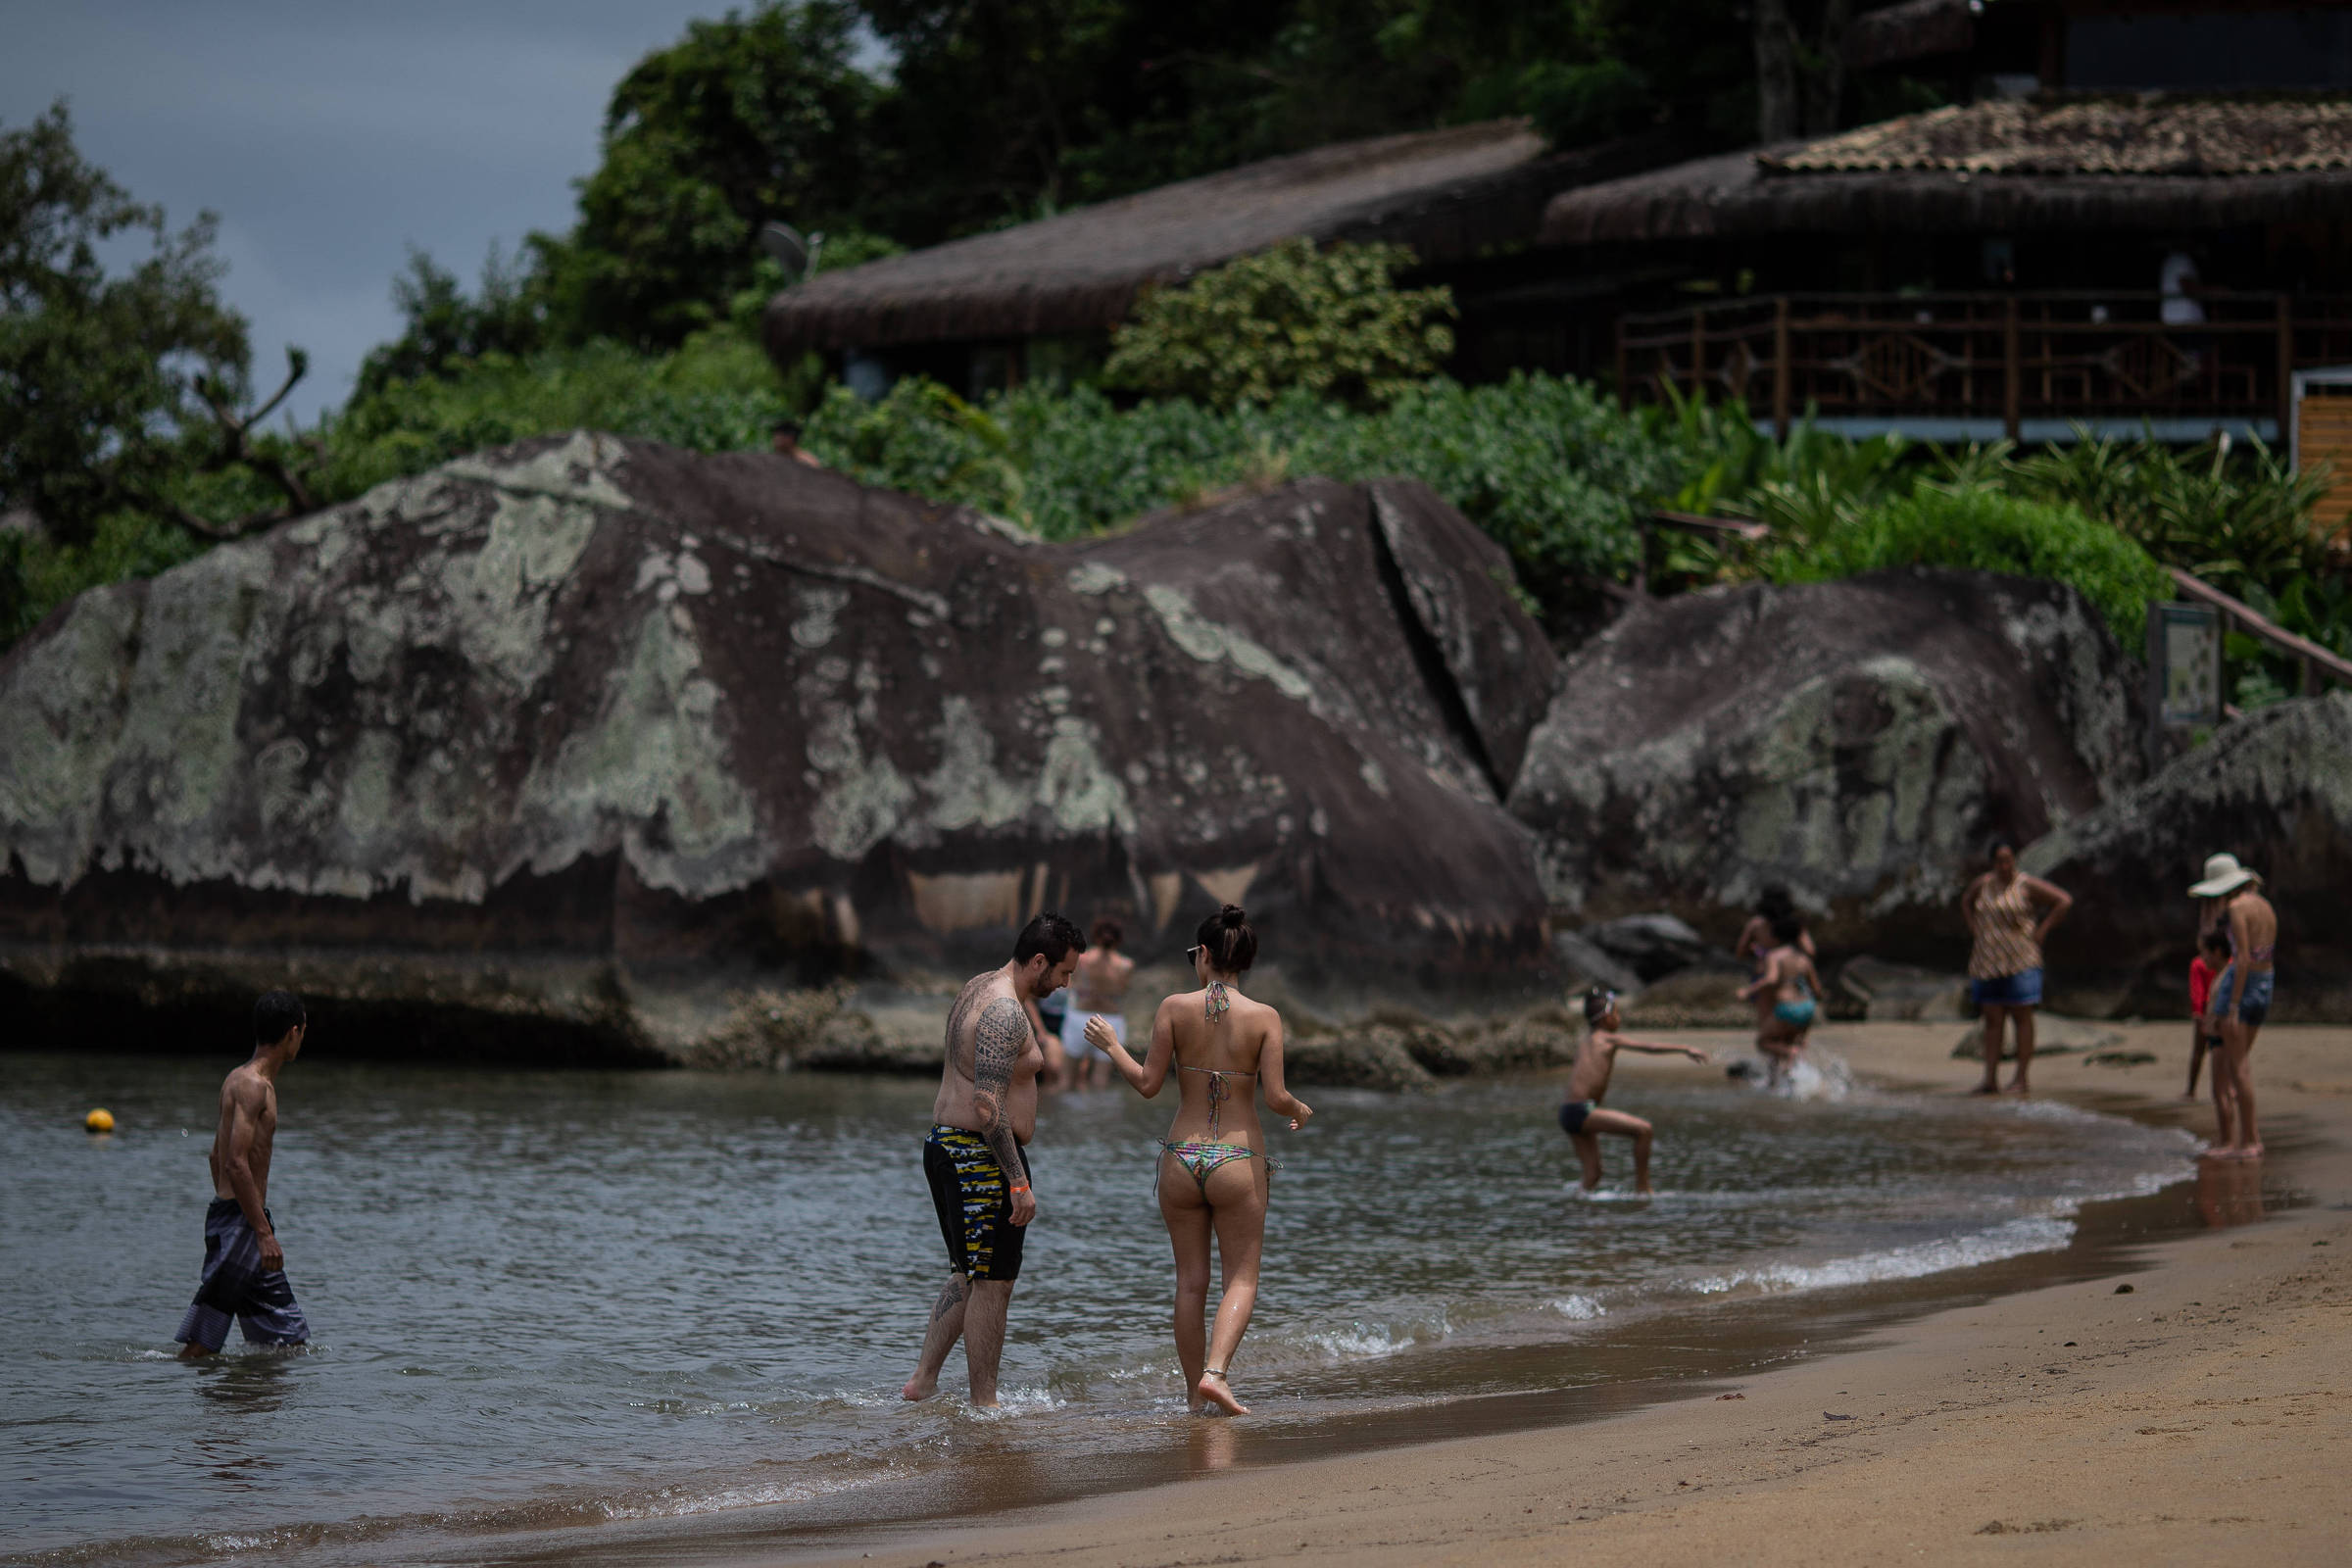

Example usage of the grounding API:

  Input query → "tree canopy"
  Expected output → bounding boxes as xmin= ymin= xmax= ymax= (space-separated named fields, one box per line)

xmin=375 ymin=0 xmax=1865 ymax=363
xmin=0 ymin=101 xmax=251 ymax=545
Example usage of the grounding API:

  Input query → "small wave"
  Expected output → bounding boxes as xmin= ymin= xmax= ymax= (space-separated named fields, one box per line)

xmin=1547 ymin=1295 xmax=1606 ymax=1320
xmin=594 ymin=1471 xmax=878 ymax=1522
xmin=1684 ymin=1214 xmax=2076 ymax=1297
xmin=1724 ymin=1051 xmax=1856 ymax=1102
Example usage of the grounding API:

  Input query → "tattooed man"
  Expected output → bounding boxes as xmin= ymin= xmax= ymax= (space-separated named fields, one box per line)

xmin=903 ymin=911 xmax=1086 ymax=1405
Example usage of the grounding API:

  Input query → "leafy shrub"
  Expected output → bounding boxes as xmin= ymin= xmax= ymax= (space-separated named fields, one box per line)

xmin=1764 ymin=482 xmax=2172 ymax=642
xmin=0 ymin=508 xmax=208 ymax=647
xmin=1102 ymin=240 xmax=1456 ymax=410
xmin=2005 ymin=427 xmax=2333 ymax=597
xmin=801 ymin=372 xmax=1670 ymax=594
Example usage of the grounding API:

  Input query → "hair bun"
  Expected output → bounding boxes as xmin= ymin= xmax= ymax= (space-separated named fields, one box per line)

xmin=1220 ymin=904 xmax=1246 ymax=927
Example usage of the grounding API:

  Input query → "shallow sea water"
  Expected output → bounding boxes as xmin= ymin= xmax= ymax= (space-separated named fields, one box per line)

xmin=3 ymin=1050 xmax=2199 ymax=1564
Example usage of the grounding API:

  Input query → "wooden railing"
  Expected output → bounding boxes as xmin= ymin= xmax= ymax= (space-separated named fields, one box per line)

xmin=2168 ymin=566 xmax=2352 ymax=698
xmin=1617 ymin=292 xmax=2352 ymax=439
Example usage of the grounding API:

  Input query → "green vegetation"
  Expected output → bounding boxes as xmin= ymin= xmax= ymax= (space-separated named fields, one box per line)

xmin=1761 ymin=483 xmax=2171 ymax=644
xmin=0 ymin=103 xmax=252 ymax=548
xmin=3 ymin=4 xmax=2338 ymax=702
xmin=1103 ymin=241 xmax=1456 ymax=410
xmin=798 ymin=373 xmax=1673 ymax=604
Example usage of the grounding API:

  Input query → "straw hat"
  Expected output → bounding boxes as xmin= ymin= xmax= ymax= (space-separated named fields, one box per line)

xmin=2187 ymin=853 xmax=2259 ymax=899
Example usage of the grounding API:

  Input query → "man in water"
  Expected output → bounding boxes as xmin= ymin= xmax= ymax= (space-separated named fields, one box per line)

xmin=903 ymin=912 xmax=1085 ymax=1405
xmin=1740 ymin=911 xmax=1823 ymax=1087
xmin=1559 ymin=987 xmax=1710 ymax=1195
xmin=176 ymin=991 xmax=312 ymax=1357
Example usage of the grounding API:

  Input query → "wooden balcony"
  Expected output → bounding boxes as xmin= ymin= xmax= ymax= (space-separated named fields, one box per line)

xmin=1616 ymin=292 xmax=2352 ymax=444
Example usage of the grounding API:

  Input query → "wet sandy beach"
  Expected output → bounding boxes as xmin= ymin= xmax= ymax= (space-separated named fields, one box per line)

xmin=748 ymin=1020 xmax=2352 ymax=1568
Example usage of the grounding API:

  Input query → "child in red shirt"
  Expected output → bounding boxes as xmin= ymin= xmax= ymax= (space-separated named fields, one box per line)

xmin=2186 ymin=927 xmax=2230 ymax=1099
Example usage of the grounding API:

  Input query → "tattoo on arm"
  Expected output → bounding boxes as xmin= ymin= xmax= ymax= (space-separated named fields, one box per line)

xmin=971 ymin=997 xmax=1030 ymax=1182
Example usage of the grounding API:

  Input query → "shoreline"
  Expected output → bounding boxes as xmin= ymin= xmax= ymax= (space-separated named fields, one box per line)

xmin=728 ymin=1019 xmax=2352 ymax=1567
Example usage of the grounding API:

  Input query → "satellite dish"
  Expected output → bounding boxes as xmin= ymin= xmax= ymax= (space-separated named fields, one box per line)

xmin=766 ymin=220 xmax=823 ymax=278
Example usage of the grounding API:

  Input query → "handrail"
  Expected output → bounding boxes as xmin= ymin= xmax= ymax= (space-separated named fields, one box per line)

xmin=1650 ymin=509 xmax=1771 ymax=542
xmin=2167 ymin=566 xmax=2352 ymax=692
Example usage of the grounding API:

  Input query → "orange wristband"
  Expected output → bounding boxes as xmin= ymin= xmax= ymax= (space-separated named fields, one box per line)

xmin=1008 ymin=1183 xmax=1030 ymax=1195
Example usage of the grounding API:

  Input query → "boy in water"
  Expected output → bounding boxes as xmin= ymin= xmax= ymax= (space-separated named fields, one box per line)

xmin=1559 ymin=987 xmax=1711 ymax=1194
xmin=1739 ymin=912 xmax=1823 ymax=1087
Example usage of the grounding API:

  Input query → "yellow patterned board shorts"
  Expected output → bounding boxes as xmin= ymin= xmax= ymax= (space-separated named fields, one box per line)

xmin=922 ymin=1124 xmax=1031 ymax=1281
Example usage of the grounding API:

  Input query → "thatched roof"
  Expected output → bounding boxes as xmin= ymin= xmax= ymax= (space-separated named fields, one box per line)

xmin=1542 ymin=95 xmax=2352 ymax=244
xmin=764 ymin=122 xmax=1686 ymax=354
xmin=1770 ymin=96 xmax=2352 ymax=175
xmin=1845 ymin=0 xmax=1977 ymax=71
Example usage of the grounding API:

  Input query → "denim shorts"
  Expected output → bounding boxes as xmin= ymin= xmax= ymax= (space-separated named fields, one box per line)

xmin=1971 ymin=967 xmax=2043 ymax=1007
xmin=2208 ymin=964 xmax=2273 ymax=1029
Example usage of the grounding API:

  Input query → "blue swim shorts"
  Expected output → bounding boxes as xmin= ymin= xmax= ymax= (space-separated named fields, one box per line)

xmin=1971 ymin=967 xmax=2043 ymax=1007
xmin=174 ymin=1199 xmax=310 ymax=1351
xmin=2208 ymin=964 xmax=2274 ymax=1029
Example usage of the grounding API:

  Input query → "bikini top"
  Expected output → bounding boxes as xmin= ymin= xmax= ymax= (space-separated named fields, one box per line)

xmin=1178 ymin=1061 xmax=1256 ymax=1135
xmin=2220 ymin=925 xmax=2278 ymax=966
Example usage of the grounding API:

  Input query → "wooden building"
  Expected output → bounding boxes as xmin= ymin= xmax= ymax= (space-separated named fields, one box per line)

xmin=1522 ymin=1 xmax=2352 ymax=443
xmin=1539 ymin=93 xmax=2352 ymax=443
xmin=760 ymin=120 xmax=1694 ymax=402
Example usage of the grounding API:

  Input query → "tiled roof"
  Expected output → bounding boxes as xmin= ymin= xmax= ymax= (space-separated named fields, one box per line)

xmin=1763 ymin=96 xmax=2352 ymax=177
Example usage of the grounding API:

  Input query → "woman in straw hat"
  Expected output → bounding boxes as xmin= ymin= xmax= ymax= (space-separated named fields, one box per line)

xmin=2188 ymin=853 xmax=2278 ymax=1159
xmin=1962 ymin=839 xmax=2073 ymax=1095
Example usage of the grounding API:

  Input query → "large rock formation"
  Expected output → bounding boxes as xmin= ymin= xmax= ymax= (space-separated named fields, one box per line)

xmin=1506 ymin=569 xmax=2143 ymax=961
xmin=0 ymin=435 xmax=1557 ymax=1060
xmin=2022 ymin=692 xmax=2352 ymax=1019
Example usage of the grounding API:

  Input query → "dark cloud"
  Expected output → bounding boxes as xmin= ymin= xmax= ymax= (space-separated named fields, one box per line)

xmin=0 ymin=1 xmax=773 ymax=420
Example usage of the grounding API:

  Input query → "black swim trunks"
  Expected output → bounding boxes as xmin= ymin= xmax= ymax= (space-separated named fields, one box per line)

xmin=923 ymin=1124 xmax=1032 ymax=1282
xmin=174 ymin=1199 xmax=310 ymax=1351
xmin=1559 ymin=1101 xmax=1593 ymax=1135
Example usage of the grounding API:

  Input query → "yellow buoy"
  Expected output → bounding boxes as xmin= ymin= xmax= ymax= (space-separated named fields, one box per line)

xmin=84 ymin=1108 xmax=115 ymax=1134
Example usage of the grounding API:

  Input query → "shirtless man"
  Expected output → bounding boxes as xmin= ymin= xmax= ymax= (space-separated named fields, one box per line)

xmin=1738 ymin=912 xmax=1824 ymax=1087
xmin=1059 ymin=916 xmax=1135 ymax=1089
xmin=175 ymin=991 xmax=312 ymax=1357
xmin=903 ymin=911 xmax=1085 ymax=1405
xmin=1559 ymin=987 xmax=1710 ymax=1195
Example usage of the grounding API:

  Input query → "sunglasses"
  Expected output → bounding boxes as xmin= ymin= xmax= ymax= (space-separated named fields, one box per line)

xmin=1185 ymin=946 xmax=1203 ymax=961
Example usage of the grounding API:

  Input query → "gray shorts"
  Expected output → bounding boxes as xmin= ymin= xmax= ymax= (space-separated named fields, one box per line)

xmin=174 ymin=1199 xmax=310 ymax=1351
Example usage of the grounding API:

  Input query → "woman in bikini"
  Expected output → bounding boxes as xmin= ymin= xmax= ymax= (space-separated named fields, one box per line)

xmin=2187 ymin=854 xmax=2279 ymax=1159
xmin=1085 ymin=904 xmax=1312 ymax=1415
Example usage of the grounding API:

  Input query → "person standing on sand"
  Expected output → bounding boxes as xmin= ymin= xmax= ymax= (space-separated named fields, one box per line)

xmin=2189 ymin=854 xmax=2278 ymax=1160
xmin=903 ymin=912 xmax=1085 ymax=1407
xmin=1059 ymin=916 xmax=1134 ymax=1090
xmin=1559 ymin=987 xmax=1711 ymax=1194
xmin=175 ymin=992 xmax=312 ymax=1357
xmin=1962 ymin=839 xmax=2073 ymax=1096
xmin=1085 ymin=905 xmax=1311 ymax=1416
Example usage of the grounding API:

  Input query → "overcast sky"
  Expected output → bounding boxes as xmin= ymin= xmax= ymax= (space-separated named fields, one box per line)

xmin=2 ymin=2 xmax=854 ymax=422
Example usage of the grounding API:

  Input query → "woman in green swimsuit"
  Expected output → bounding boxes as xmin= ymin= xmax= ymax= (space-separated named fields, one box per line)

xmin=1086 ymin=904 xmax=1313 ymax=1415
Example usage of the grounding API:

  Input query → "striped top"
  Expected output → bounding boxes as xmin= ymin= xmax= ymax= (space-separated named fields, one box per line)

xmin=1968 ymin=874 xmax=2041 ymax=980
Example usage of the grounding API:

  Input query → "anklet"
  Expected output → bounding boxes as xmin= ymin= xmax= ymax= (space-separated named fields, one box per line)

xmin=1202 ymin=1367 xmax=1228 ymax=1380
